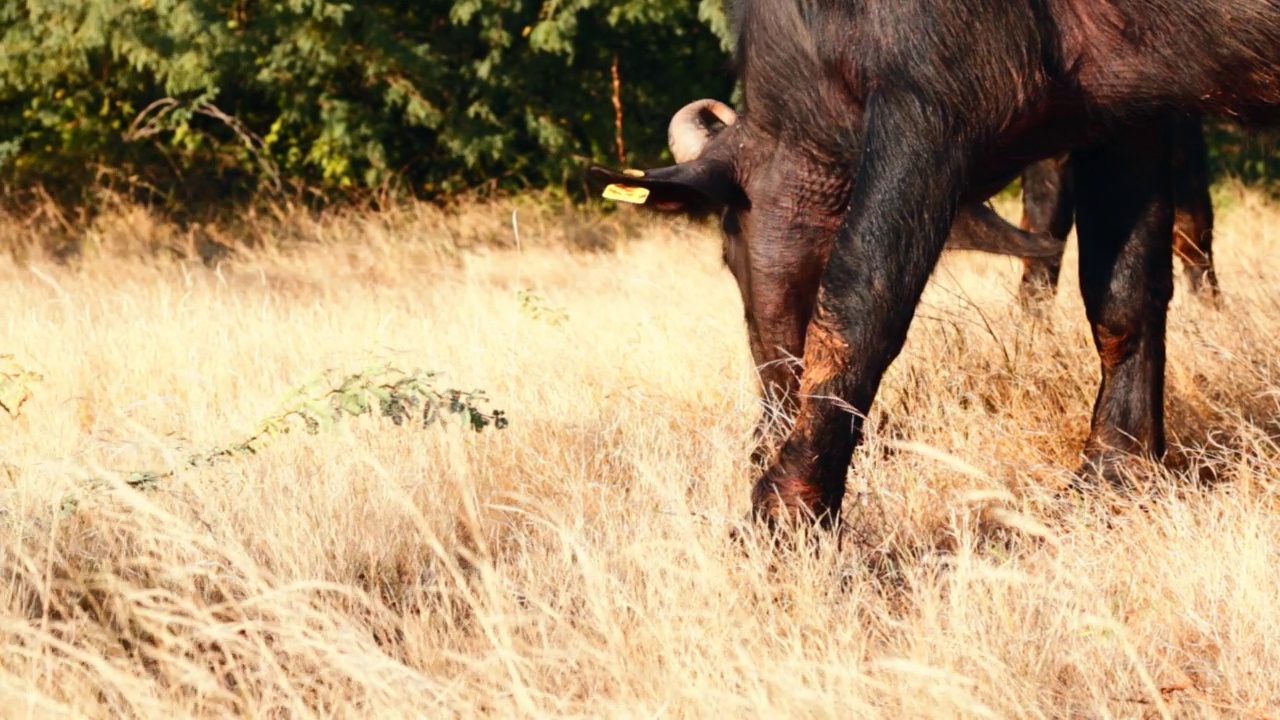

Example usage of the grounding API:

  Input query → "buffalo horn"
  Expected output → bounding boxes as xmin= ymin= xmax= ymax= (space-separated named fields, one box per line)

xmin=667 ymin=99 xmax=738 ymax=164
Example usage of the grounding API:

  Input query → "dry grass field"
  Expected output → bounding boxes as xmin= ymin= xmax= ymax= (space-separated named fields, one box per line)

xmin=3 ymin=186 xmax=1280 ymax=718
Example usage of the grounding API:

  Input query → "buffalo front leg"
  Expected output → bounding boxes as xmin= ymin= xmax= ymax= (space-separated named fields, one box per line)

xmin=750 ymin=97 xmax=964 ymax=527
xmin=1017 ymin=155 xmax=1075 ymax=311
xmin=1073 ymin=119 xmax=1176 ymax=488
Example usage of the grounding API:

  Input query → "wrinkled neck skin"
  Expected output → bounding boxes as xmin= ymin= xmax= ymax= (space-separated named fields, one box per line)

xmin=727 ymin=124 xmax=852 ymax=258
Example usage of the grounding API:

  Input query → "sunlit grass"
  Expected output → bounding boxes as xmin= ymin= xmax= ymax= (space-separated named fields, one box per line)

xmin=2 ymin=185 xmax=1279 ymax=717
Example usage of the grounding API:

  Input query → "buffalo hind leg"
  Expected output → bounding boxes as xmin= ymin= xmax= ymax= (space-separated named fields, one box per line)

xmin=1171 ymin=116 xmax=1220 ymax=302
xmin=1073 ymin=119 xmax=1176 ymax=489
xmin=1018 ymin=155 xmax=1075 ymax=312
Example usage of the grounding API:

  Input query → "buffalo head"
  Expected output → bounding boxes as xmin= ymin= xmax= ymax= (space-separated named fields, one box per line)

xmin=588 ymin=98 xmax=753 ymax=223
xmin=589 ymin=100 xmax=1060 ymax=267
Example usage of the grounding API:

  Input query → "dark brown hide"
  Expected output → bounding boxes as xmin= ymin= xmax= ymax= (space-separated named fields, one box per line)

xmin=1017 ymin=115 xmax=1219 ymax=310
xmin=590 ymin=0 xmax=1280 ymax=527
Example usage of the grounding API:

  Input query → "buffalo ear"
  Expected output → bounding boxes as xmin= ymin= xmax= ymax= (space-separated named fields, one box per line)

xmin=586 ymin=160 xmax=743 ymax=216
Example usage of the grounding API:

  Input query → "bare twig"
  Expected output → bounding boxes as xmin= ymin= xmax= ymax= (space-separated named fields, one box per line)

xmin=123 ymin=98 xmax=284 ymax=195
xmin=124 ymin=98 xmax=181 ymax=141
xmin=611 ymin=51 xmax=626 ymax=164
xmin=193 ymin=101 xmax=283 ymax=194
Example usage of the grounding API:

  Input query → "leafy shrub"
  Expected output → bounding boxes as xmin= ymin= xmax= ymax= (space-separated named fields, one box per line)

xmin=0 ymin=0 xmax=734 ymax=207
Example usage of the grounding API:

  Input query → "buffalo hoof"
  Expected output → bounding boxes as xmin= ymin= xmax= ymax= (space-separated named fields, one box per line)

xmin=1071 ymin=451 xmax=1147 ymax=494
xmin=749 ymin=475 xmax=840 ymax=532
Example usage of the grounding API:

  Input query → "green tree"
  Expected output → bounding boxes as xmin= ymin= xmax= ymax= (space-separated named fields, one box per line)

xmin=0 ymin=0 xmax=735 ymax=206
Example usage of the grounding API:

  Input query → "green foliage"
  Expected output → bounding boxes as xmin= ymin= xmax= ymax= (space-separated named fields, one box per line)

xmin=61 ymin=364 xmax=507 ymax=512
xmin=1206 ymin=119 xmax=1280 ymax=194
xmin=0 ymin=0 xmax=735 ymax=205
xmin=517 ymin=288 xmax=568 ymax=326
xmin=6 ymin=1 xmax=1278 ymax=208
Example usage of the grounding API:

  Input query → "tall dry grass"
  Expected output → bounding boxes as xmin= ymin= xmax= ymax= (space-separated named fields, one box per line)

xmin=2 ymin=186 xmax=1279 ymax=718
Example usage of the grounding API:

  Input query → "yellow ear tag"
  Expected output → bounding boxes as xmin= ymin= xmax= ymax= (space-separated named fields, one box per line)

xmin=602 ymin=183 xmax=650 ymax=204
xmin=622 ymin=169 xmax=645 ymax=177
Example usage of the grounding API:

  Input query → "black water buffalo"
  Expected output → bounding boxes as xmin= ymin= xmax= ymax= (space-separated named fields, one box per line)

xmin=1017 ymin=115 xmax=1219 ymax=310
xmin=591 ymin=0 xmax=1280 ymax=527
xmin=642 ymin=100 xmax=1065 ymax=469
